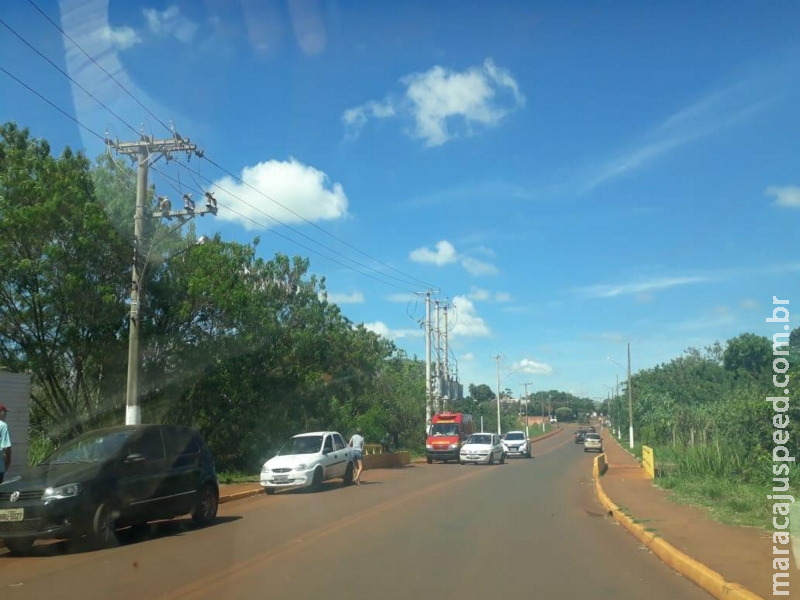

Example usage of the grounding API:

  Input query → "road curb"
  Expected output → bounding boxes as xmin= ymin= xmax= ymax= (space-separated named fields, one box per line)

xmin=591 ymin=455 xmax=764 ymax=600
xmin=218 ymin=487 xmax=264 ymax=504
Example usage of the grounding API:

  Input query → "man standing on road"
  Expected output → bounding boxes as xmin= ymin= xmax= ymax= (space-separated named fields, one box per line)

xmin=0 ymin=404 xmax=11 ymax=484
xmin=349 ymin=428 xmax=365 ymax=486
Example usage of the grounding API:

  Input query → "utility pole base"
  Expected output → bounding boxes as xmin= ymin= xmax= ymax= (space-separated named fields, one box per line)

xmin=126 ymin=405 xmax=141 ymax=425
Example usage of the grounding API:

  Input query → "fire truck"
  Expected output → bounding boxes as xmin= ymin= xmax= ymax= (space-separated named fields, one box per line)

xmin=425 ymin=412 xmax=474 ymax=464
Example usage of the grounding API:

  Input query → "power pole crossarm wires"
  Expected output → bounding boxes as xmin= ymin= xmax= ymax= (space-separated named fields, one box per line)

xmin=112 ymin=133 xmax=209 ymax=425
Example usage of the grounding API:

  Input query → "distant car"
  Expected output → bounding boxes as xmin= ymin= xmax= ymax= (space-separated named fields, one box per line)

xmin=575 ymin=430 xmax=586 ymax=444
xmin=0 ymin=424 xmax=219 ymax=555
xmin=549 ymin=417 xmax=557 ymax=424
xmin=502 ymin=431 xmax=531 ymax=458
xmin=460 ymin=433 xmax=505 ymax=465
xmin=261 ymin=431 xmax=355 ymax=494
xmin=583 ymin=433 xmax=603 ymax=453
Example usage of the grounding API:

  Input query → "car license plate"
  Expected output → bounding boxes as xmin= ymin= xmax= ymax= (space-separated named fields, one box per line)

xmin=274 ymin=475 xmax=289 ymax=483
xmin=0 ymin=508 xmax=24 ymax=522
xmin=468 ymin=455 xmax=479 ymax=459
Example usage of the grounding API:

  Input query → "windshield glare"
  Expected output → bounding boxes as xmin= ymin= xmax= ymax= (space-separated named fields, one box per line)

xmin=42 ymin=430 xmax=132 ymax=464
xmin=277 ymin=436 xmax=323 ymax=456
xmin=466 ymin=435 xmax=492 ymax=445
xmin=430 ymin=424 xmax=459 ymax=436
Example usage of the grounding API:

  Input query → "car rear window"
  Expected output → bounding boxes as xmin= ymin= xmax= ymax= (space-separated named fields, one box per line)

xmin=585 ymin=434 xmax=600 ymax=440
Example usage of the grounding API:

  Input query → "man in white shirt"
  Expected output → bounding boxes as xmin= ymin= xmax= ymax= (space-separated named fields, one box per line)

xmin=0 ymin=404 xmax=11 ymax=484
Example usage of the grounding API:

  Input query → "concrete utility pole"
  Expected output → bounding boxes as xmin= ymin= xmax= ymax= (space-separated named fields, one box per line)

xmin=424 ymin=291 xmax=432 ymax=432
xmin=435 ymin=299 xmax=441 ymax=413
xmin=628 ymin=342 xmax=634 ymax=449
xmin=113 ymin=134 xmax=211 ymax=425
xmin=494 ymin=355 xmax=502 ymax=435
xmin=522 ymin=382 xmax=534 ymax=437
xmin=443 ymin=303 xmax=449 ymax=403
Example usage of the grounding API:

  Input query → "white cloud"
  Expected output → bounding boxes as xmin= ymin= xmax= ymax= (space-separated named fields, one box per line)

xmin=450 ymin=296 xmax=490 ymax=338
xmin=96 ymin=25 xmax=141 ymax=49
xmin=342 ymin=100 xmax=395 ymax=137
xmin=326 ymin=291 xmax=364 ymax=304
xmin=363 ymin=321 xmax=422 ymax=340
xmin=409 ymin=240 xmax=458 ymax=266
xmin=462 ymin=352 xmax=475 ymax=362
xmin=386 ymin=293 xmax=418 ymax=303
xmin=766 ymin=186 xmax=800 ymax=207
xmin=210 ymin=158 xmax=348 ymax=230
xmin=343 ymin=58 xmax=524 ymax=146
xmin=740 ymin=298 xmax=759 ymax=310
xmin=461 ymin=256 xmax=499 ymax=276
xmin=576 ymin=276 xmax=709 ymax=299
xmin=468 ymin=287 xmax=511 ymax=302
xmin=579 ymin=80 xmax=772 ymax=193
xmin=468 ymin=287 xmax=490 ymax=301
xmin=409 ymin=240 xmax=497 ymax=277
xmin=514 ymin=358 xmax=553 ymax=375
xmin=143 ymin=6 xmax=198 ymax=42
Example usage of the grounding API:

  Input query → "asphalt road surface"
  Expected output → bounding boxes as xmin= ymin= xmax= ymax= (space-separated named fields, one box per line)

xmin=0 ymin=431 xmax=710 ymax=600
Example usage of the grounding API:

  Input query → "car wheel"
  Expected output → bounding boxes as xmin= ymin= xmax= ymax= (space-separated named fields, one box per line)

xmin=500 ymin=452 xmax=505 ymax=465
xmin=488 ymin=453 xmax=494 ymax=465
xmin=264 ymin=488 xmax=276 ymax=495
xmin=90 ymin=501 xmax=119 ymax=548
xmin=4 ymin=538 xmax=34 ymax=556
xmin=311 ymin=467 xmax=323 ymax=491
xmin=192 ymin=484 xmax=219 ymax=527
xmin=343 ymin=462 xmax=354 ymax=486
xmin=426 ymin=456 xmax=433 ymax=464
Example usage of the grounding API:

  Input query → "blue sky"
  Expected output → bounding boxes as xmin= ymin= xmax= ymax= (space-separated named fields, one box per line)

xmin=2 ymin=0 xmax=800 ymax=400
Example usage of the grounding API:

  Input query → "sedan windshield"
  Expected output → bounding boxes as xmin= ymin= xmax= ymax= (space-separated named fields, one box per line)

xmin=41 ymin=430 xmax=133 ymax=464
xmin=278 ymin=436 xmax=323 ymax=455
xmin=466 ymin=435 xmax=493 ymax=445
xmin=505 ymin=433 xmax=525 ymax=440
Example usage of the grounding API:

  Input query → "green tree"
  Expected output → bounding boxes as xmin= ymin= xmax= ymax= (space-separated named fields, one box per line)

xmin=0 ymin=123 xmax=130 ymax=438
xmin=723 ymin=333 xmax=772 ymax=376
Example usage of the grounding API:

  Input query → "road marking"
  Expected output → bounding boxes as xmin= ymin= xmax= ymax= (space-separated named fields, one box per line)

xmin=156 ymin=466 xmax=491 ymax=600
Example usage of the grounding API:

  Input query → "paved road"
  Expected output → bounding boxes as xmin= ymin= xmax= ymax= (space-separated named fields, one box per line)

xmin=0 ymin=432 xmax=710 ymax=600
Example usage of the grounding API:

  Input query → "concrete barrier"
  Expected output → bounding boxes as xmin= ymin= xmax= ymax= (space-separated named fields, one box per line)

xmin=592 ymin=455 xmax=762 ymax=600
xmin=363 ymin=451 xmax=410 ymax=470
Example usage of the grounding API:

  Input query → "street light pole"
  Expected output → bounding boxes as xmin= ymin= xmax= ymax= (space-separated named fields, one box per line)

xmin=494 ymin=355 xmax=502 ymax=435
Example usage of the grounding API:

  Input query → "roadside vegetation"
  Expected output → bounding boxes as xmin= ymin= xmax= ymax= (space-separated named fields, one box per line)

xmin=0 ymin=124 xmax=585 ymax=474
xmin=604 ymin=337 xmax=800 ymax=529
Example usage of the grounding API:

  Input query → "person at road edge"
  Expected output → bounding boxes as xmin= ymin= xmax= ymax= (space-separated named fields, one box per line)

xmin=349 ymin=428 xmax=364 ymax=486
xmin=0 ymin=403 xmax=11 ymax=484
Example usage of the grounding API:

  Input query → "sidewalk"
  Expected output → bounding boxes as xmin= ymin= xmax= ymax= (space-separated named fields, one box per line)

xmin=598 ymin=434 xmax=773 ymax=599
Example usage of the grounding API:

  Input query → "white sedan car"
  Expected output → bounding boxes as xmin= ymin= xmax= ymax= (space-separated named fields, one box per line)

xmin=261 ymin=431 xmax=355 ymax=494
xmin=502 ymin=431 xmax=531 ymax=458
xmin=460 ymin=433 xmax=505 ymax=465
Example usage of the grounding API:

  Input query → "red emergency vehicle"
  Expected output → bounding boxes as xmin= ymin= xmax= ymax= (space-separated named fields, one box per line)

xmin=426 ymin=412 xmax=474 ymax=463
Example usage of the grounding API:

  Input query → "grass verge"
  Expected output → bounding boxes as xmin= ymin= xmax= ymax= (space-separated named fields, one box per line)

xmin=217 ymin=471 xmax=260 ymax=485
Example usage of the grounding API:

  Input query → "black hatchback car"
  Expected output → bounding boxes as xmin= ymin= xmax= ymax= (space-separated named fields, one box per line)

xmin=0 ymin=424 xmax=219 ymax=555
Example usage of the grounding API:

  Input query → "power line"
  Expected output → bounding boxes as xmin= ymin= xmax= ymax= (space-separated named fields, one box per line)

xmin=25 ymin=0 xmax=173 ymax=135
xmin=170 ymin=158 xmax=428 ymax=291
xmin=22 ymin=1 xmax=437 ymax=292
xmin=0 ymin=18 xmax=140 ymax=137
xmin=149 ymin=164 xmax=421 ymax=293
xmin=0 ymin=66 xmax=105 ymax=142
xmin=201 ymin=156 xmax=438 ymax=291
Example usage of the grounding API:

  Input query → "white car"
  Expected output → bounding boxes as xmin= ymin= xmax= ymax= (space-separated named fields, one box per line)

xmin=261 ymin=431 xmax=355 ymax=494
xmin=459 ymin=433 xmax=505 ymax=465
xmin=502 ymin=431 xmax=531 ymax=458
xmin=549 ymin=416 xmax=557 ymax=424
